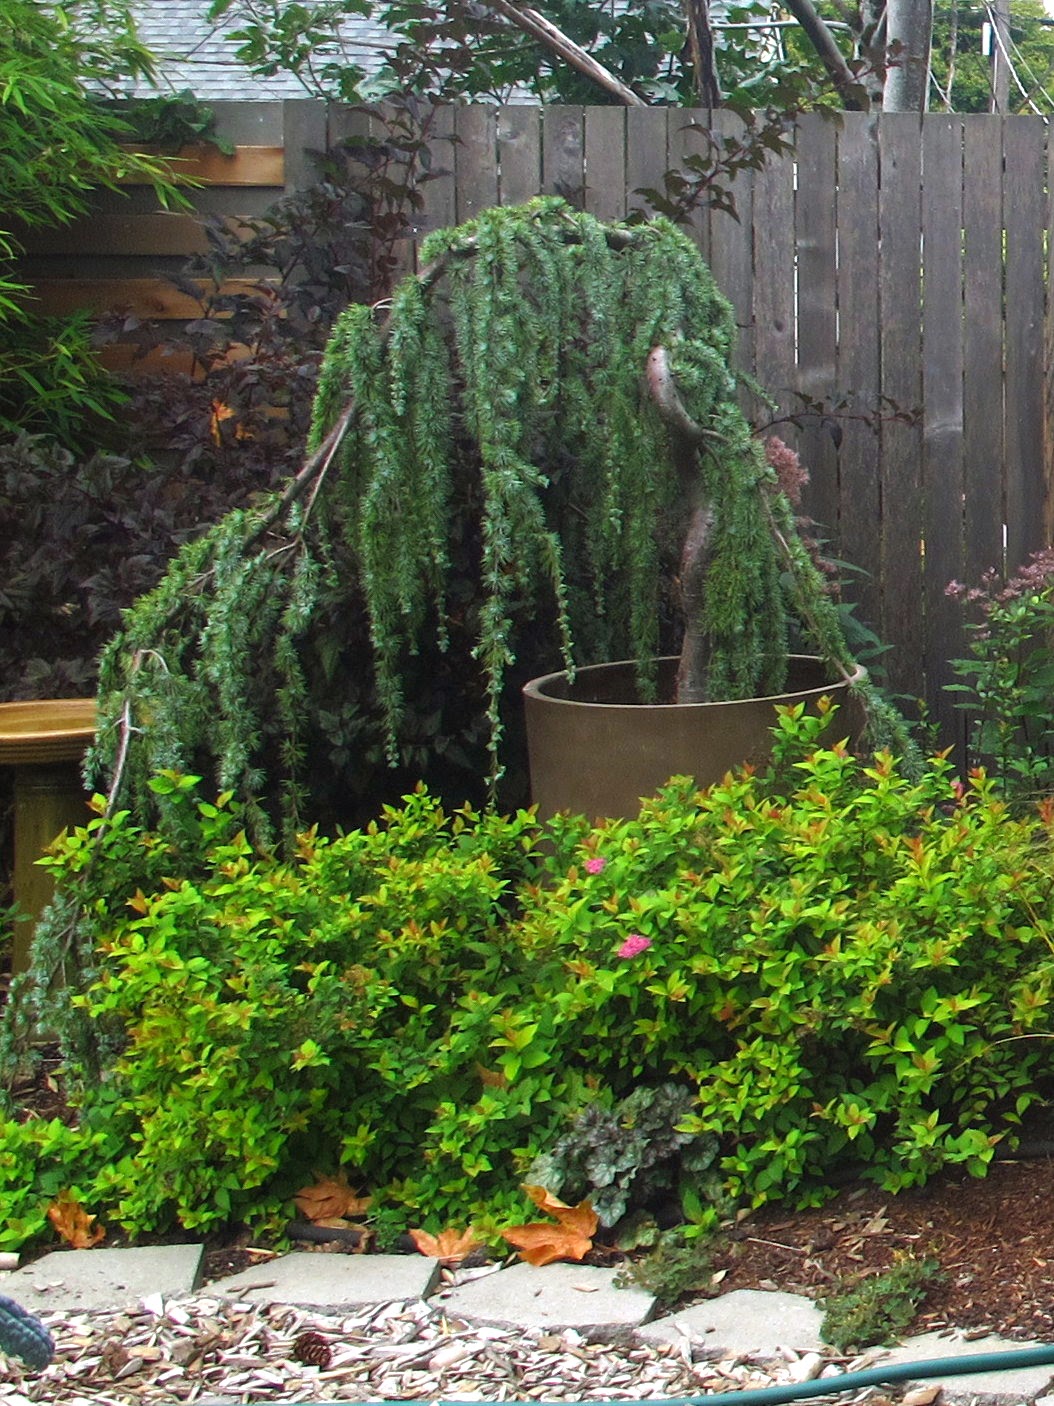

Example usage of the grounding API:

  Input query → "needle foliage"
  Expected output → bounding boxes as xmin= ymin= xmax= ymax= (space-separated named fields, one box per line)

xmin=85 ymin=196 xmax=899 ymax=850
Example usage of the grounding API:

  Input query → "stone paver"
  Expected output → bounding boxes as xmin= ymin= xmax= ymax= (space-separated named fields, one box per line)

xmin=438 ymin=1261 xmax=655 ymax=1337
xmin=876 ymin=1331 xmax=1054 ymax=1406
xmin=9 ymin=1244 xmax=1054 ymax=1405
xmin=210 ymin=1252 xmax=439 ymax=1308
xmin=0 ymin=1244 xmax=204 ymax=1313
xmin=639 ymin=1287 xmax=826 ymax=1360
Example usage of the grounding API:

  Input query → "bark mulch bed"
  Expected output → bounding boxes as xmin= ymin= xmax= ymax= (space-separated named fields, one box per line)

xmin=708 ymin=1157 xmax=1054 ymax=1342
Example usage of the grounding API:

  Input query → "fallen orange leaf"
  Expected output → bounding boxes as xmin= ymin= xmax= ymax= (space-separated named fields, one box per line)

xmin=501 ymin=1186 xmax=598 ymax=1266
xmin=294 ymin=1174 xmax=371 ymax=1222
xmin=408 ymin=1227 xmax=483 ymax=1264
xmin=47 ymin=1191 xmax=105 ymax=1249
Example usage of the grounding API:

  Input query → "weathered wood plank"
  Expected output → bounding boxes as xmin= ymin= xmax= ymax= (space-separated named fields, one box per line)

xmin=497 ymin=106 xmax=541 ymax=207
xmin=17 ymin=212 xmax=213 ymax=257
xmin=282 ymin=99 xmax=328 ymax=194
xmin=921 ymin=115 xmax=966 ymax=750
xmin=28 ymin=277 xmax=267 ymax=319
xmin=415 ymin=105 xmax=457 ymax=242
xmin=119 ymin=144 xmax=284 ymax=186
xmin=624 ymin=107 xmax=669 ymax=220
xmin=706 ymin=109 xmax=754 ymax=381
xmin=961 ymin=116 xmax=1004 ymax=589
xmin=876 ymin=113 xmax=925 ymax=706
xmin=664 ymin=109 xmax=713 ymax=261
xmin=456 ymin=105 xmax=499 ymax=220
xmin=209 ymin=101 xmax=286 ymax=145
xmin=582 ymin=106 xmax=625 ymax=222
xmin=1003 ymin=115 xmax=1047 ymax=576
xmin=542 ymin=107 xmax=585 ymax=207
xmin=834 ymin=113 xmax=882 ymax=632
xmin=794 ymin=112 xmax=839 ymax=541
xmin=751 ymin=138 xmax=795 ymax=424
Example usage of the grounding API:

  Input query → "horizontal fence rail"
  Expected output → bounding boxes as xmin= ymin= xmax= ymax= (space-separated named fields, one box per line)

xmin=15 ymin=102 xmax=1054 ymax=752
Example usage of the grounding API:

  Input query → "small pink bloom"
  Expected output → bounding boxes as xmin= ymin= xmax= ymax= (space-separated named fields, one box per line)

xmin=618 ymin=934 xmax=652 ymax=959
xmin=584 ymin=856 xmax=607 ymax=874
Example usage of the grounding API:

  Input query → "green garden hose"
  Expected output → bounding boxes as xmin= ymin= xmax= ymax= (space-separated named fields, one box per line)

xmin=199 ymin=1341 xmax=1054 ymax=1406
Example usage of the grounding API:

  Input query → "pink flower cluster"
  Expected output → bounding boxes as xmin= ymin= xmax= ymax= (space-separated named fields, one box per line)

xmin=765 ymin=436 xmax=809 ymax=507
xmin=584 ymin=856 xmax=607 ymax=875
xmin=617 ymin=934 xmax=652 ymax=959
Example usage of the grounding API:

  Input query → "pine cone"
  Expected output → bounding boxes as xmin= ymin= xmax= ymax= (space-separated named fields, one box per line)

xmin=292 ymin=1331 xmax=332 ymax=1368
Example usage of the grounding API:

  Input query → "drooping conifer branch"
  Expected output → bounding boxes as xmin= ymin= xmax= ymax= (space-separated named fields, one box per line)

xmin=85 ymin=195 xmax=902 ymax=841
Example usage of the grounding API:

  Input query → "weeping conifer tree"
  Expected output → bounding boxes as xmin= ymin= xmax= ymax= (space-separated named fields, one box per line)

xmin=93 ymin=196 xmax=906 ymax=812
xmin=6 ymin=197 xmax=915 ymax=1061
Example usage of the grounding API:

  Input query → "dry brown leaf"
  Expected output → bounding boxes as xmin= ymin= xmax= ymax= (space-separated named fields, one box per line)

xmin=408 ymin=1227 xmax=483 ymax=1264
xmin=501 ymin=1186 xmax=598 ymax=1266
xmin=902 ymin=1388 xmax=941 ymax=1406
xmin=502 ymin=1220 xmax=595 ymax=1266
xmin=294 ymin=1174 xmax=371 ymax=1222
xmin=47 ymin=1190 xmax=105 ymax=1248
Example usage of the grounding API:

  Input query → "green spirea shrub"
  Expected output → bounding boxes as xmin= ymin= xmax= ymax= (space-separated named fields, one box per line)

xmin=6 ymin=702 xmax=1054 ymax=1248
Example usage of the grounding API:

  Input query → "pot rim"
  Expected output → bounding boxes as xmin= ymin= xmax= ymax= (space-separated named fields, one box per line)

xmin=523 ymin=654 xmax=868 ymax=711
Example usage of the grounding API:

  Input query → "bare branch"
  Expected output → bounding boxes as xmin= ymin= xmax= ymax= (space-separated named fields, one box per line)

xmin=783 ymin=0 xmax=871 ymax=109
xmin=481 ymin=0 xmax=648 ymax=107
xmin=684 ymin=0 xmax=721 ymax=106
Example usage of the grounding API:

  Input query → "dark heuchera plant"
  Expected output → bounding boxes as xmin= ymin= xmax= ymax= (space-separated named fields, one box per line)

xmin=527 ymin=1083 xmax=720 ymax=1229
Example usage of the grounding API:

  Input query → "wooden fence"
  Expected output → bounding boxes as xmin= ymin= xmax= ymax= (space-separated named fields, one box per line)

xmin=17 ymin=102 xmax=1054 ymax=750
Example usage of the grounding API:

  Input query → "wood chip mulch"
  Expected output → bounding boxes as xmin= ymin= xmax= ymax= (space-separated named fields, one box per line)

xmin=710 ymin=1155 xmax=1054 ymax=1342
xmin=0 ymin=1287 xmax=894 ymax=1406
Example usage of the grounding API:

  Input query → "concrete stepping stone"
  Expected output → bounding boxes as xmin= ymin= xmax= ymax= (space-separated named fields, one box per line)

xmin=437 ymin=1261 xmax=655 ymax=1336
xmin=0 ymin=1244 xmax=204 ymax=1313
xmin=876 ymin=1331 xmax=1054 ymax=1405
xmin=639 ymin=1288 xmax=826 ymax=1360
xmin=210 ymin=1252 xmax=439 ymax=1308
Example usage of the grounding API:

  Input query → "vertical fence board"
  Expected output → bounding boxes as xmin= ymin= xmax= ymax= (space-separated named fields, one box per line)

xmin=961 ymin=117 xmax=1005 ymax=590
xmin=281 ymin=100 xmax=327 ymax=194
xmin=751 ymin=140 xmax=795 ymax=424
xmin=835 ymin=113 xmax=882 ymax=631
xmin=624 ymin=107 xmax=669 ymax=219
xmin=542 ymin=107 xmax=585 ymax=206
xmin=583 ymin=106 xmax=626 ymax=222
xmin=664 ymin=110 xmax=713 ymax=260
xmin=877 ymin=114 xmax=925 ymax=705
xmin=921 ymin=116 xmax=966 ymax=749
xmin=707 ymin=110 xmax=755 ymax=380
xmin=795 ymin=113 xmax=840 ymax=541
xmin=455 ymin=105 xmax=499 ymax=222
xmin=1003 ymin=116 xmax=1047 ymax=575
xmin=23 ymin=103 xmax=1054 ymax=757
xmin=415 ymin=104 xmax=457 ymax=241
xmin=496 ymin=106 xmax=541 ymax=207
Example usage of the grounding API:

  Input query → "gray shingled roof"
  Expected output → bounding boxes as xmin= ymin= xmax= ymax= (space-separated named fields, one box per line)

xmin=129 ymin=2 xmax=734 ymax=103
xmin=130 ymin=1 xmax=396 ymax=100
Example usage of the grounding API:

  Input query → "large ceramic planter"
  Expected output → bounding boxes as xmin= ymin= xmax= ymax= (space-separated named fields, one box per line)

xmin=523 ymin=655 xmax=866 ymax=821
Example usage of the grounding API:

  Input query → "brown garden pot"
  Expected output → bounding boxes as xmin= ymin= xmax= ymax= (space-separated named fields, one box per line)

xmin=523 ymin=655 xmax=867 ymax=822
